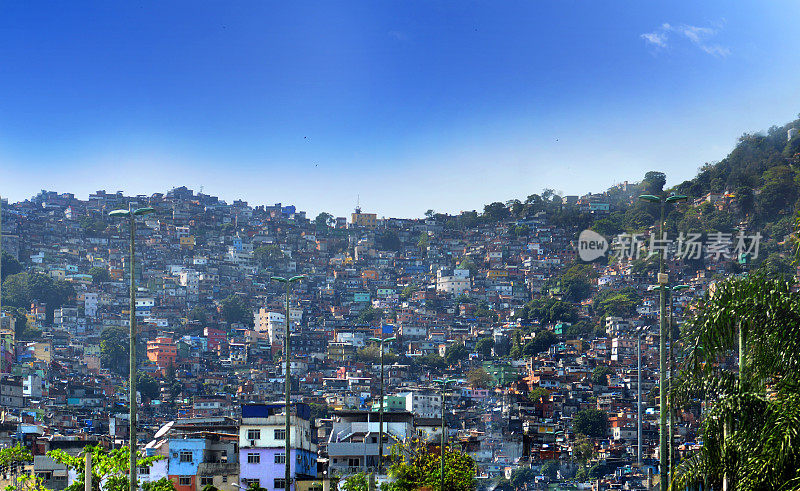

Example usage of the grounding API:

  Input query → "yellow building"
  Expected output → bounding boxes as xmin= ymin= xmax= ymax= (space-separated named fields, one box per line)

xmin=33 ymin=342 xmax=52 ymax=364
xmin=179 ymin=236 xmax=196 ymax=249
xmin=351 ymin=212 xmax=377 ymax=228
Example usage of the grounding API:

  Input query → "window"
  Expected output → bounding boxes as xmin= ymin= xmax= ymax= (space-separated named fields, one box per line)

xmin=242 ymin=479 xmax=259 ymax=488
xmin=179 ymin=477 xmax=191 ymax=486
xmin=200 ymin=476 xmax=213 ymax=486
xmin=274 ymin=429 xmax=286 ymax=440
xmin=247 ymin=429 xmax=261 ymax=440
xmin=274 ymin=453 xmax=286 ymax=464
xmin=179 ymin=451 xmax=192 ymax=463
xmin=222 ymin=476 xmax=227 ymax=483
xmin=138 ymin=466 xmax=150 ymax=475
xmin=348 ymin=458 xmax=360 ymax=467
xmin=274 ymin=478 xmax=286 ymax=489
xmin=247 ymin=452 xmax=260 ymax=464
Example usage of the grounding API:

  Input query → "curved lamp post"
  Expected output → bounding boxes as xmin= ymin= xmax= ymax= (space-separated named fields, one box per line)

xmin=433 ymin=378 xmax=457 ymax=491
xmin=368 ymin=331 xmax=396 ymax=473
xmin=270 ymin=275 xmax=305 ymax=491
xmin=109 ymin=204 xmax=154 ymax=491
xmin=638 ymin=192 xmax=687 ymax=480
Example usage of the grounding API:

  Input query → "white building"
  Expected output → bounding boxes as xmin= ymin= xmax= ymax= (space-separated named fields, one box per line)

xmin=436 ymin=268 xmax=471 ymax=295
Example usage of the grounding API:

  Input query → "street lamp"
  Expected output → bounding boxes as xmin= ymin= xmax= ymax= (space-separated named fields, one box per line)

xmin=638 ymin=191 xmax=687 ymax=480
xmin=270 ymin=275 xmax=305 ymax=491
xmin=433 ymin=378 xmax=456 ymax=491
xmin=368 ymin=331 xmax=396 ymax=474
xmin=649 ymin=283 xmax=690 ymax=481
xmin=109 ymin=204 xmax=154 ymax=491
xmin=633 ymin=325 xmax=649 ymax=469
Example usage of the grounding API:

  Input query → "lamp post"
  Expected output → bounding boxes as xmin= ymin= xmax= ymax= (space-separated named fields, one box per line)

xmin=368 ymin=331 xmax=396 ymax=474
xmin=634 ymin=325 xmax=648 ymax=469
xmin=648 ymin=282 xmax=690 ymax=482
xmin=109 ymin=204 xmax=154 ymax=491
xmin=638 ymin=192 xmax=686 ymax=480
xmin=271 ymin=275 xmax=305 ymax=491
xmin=433 ymin=378 xmax=456 ymax=491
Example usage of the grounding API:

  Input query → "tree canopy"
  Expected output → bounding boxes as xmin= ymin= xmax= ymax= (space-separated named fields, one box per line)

xmin=572 ymin=408 xmax=608 ymax=438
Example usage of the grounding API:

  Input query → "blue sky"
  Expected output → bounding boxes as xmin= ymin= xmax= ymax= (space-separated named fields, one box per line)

xmin=1 ymin=1 xmax=799 ymax=217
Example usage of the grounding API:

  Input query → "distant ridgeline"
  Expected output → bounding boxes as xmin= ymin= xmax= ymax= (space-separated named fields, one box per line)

xmin=455 ymin=115 xmax=800 ymax=274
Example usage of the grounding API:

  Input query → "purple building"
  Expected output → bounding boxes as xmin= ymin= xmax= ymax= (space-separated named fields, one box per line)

xmin=239 ymin=403 xmax=317 ymax=491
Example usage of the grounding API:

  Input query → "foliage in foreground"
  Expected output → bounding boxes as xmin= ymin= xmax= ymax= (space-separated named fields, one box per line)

xmin=672 ymin=275 xmax=800 ymax=490
xmin=386 ymin=445 xmax=476 ymax=491
xmin=47 ymin=445 xmax=174 ymax=491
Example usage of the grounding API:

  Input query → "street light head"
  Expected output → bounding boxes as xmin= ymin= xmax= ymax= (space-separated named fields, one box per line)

xmin=271 ymin=276 xmax=288 ymax=283
xmin=109 ymin=209 xmax=131 ymax=217
xmin=368 ymin=337 xmax=382 ymax=343
xmin=288 ymin=275 xmax=306 ymax=283
xmin=638 ymin=195 xmax=661 ymax=203
xmin=647 ymin=285 xmax=661 ymax=291
xmin=133 ymin=207 xmax=155 ymax=216
xmin=385 ymin=337 xmax=396 ymax=342
xmin=673 ymin=284 xmax=691 ymax=291
xmin=665 ymin=194 xmax=688 ymax=204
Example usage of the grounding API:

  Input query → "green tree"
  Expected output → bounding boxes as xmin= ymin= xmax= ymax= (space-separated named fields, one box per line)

xmin=1 ymin=253 xmax=22 ymax=282
xmin=593 ymin=287 xmax=640 ymax=318
xmin=4 ymin=474 xmax=49 ymax=491
xmin=340 ymin=473 xmax=369 ymax=491
xmin=100 ymin=326 xmax=129 ymax=376
xmin=573 ymin=409 xmax=608 ymax=439
xmin=89 ymin=266 xmax=110 ymax=284
xmin=0 ymin=444 xmax=32 ymax=478
xmin=253 ymin=245 xmax=284 ymax=269
xmin=672 ymin=275 xmax=800 ymax=489
xmin=387 ymin=445 xmax=476 ymax=491
xmin=356 ymin=305 xmax=383 ymax=326
xmin=756 ymin=252 xmax=794 ymax=278
xmin=559 ymin=263 xmax=596 ymax=302
xmin=467 ymin=368 xmax=493 ymax=389
xmin=518 ymin=298 xmax=578 ymax=325
xmin=475 ymin=337 xmax=494 ymax=357
xmin=444 ymin=343 xmax=469 ymax=365
xmin=509 ymin=467 xmax=536 ymax=489
xmin=417 ymin=354 xmax=446 ymax=370
xmin=642 ymin=171 xmax=667 ymax=196
xmin=591 ymin=366 xmax=614 ymax=386
xmin=48 ymin=445 xmax=171 ymax=491
xmin=220 ymin=295 xmax=253 ymax=327
xmin=188 ymin=306 xmax=208 ymax=324
xmin=522 ymin=330 xmax=557 ymax=357
xmin=138 ymin=372 xmax=160 ymax=401
xmin=314 ymin=212 xmax=334 ymax=229
xmin=573 ymin=433 xmax=595 ymax=465
xmin=356 ymin=343 xmax=398 ymax=365
xmin=540 ymin=460 xmax=559 ymax=481
xmin=416 ymin=233 xmax=430 ymax=253
xmin=483 ymin=202 xmax=509 ymax=222
xmin=1 ymin=273 xmax=31 ymax=308
xmin=528 ymin=386 xmax=549 ymax=404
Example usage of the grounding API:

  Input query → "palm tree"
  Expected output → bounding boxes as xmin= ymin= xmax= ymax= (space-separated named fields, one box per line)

xmin=672 ymin=274 xmax=800 ymax=490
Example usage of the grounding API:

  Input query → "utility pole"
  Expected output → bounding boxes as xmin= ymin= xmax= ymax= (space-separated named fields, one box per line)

xmin=434 ymin=378 xmax=455 ymax=491
xmin=271 ymin=275 xmax=305 ymax=491
xmin=637 ymin=328 xmax=642 ymax=469
xmin=109 ymin=204 xmax=154 ymax=491
xmin=128 ymin=203 xmax=137 ymax=491
xmin=369 ymin=331 xmax=395 ymax=475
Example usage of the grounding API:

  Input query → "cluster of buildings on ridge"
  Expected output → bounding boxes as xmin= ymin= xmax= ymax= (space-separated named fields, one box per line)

xmin=0 ymin=185 xmax=739 ymax=489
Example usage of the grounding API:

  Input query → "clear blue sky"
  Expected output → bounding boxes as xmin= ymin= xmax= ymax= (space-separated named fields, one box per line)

xmin=1 ymin=1 xmax=799 ymax=217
